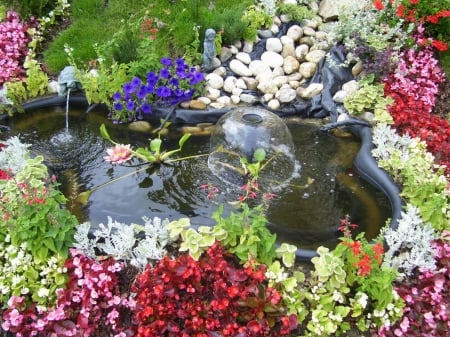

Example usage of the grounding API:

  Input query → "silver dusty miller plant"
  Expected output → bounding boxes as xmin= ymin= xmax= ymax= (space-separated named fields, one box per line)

xmin=381 ymin=204 xmax=437 ymax=280
xmin=0 ymin=136 xmax=31 ymax=174
xmin=74 ymin=216 xmax=171 ymax=269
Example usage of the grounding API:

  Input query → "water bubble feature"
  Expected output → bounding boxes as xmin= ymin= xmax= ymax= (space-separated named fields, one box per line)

xmin=208 ymin=108 xmax=300 ymax=192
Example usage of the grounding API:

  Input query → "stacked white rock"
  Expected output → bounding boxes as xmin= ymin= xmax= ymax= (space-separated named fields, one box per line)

xmin=185 ymin=0 xmax=362 ymax=117
xmin=192 ymin=0 xmax=362 ymax=114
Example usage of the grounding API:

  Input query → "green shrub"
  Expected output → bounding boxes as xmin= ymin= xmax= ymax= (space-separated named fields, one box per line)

xmin=276 ymin=3 xmax=316 ymax=22
xmin=199 ymin=3 xmax=249 ymax=45
xmin=241 ymin=3 xmax=273 ymax=41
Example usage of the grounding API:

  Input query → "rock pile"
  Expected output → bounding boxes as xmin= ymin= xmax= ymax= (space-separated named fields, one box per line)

xmin=183 ymin=0 xmax=363 ymax=116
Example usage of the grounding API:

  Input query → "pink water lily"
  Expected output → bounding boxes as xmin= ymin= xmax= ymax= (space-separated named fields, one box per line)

xmin=104 ymin=144 xmax=133 ymax=164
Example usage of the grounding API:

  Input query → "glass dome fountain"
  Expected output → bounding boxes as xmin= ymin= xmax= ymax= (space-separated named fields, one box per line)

xmin=208 ymin=107 xmax=299 ymax=191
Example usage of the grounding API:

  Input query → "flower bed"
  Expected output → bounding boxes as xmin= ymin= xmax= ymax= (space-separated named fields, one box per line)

xmin=0 ymin=0 xmax=449 ymax=336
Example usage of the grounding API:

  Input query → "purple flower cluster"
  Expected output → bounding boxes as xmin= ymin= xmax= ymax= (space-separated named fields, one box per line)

xmin=112 ymin=57 xmax=205 ymax=122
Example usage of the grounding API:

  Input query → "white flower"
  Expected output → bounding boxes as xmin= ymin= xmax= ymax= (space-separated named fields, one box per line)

xmin=356 ymin=292 xmax=368 ymax=308
xmin=38 ymin=288 xmax=50 ymax=298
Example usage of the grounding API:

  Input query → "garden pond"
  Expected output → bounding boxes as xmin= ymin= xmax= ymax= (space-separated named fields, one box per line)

xmin=1 ymin=105 xmax=392 ymax=252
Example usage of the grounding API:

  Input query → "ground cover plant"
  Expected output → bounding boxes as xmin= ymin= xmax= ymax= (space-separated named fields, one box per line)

xmin=0 ymin=0 xmax=449 ymax=336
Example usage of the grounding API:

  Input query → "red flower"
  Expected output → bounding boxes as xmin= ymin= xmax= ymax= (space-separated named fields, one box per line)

xmin=356 ymin=254 xmax=372 ymax=276
xmin=431 ymin=40 xmax=448 ymax=51
xmin=396 ymin=4 xmax=404 ymax=17
xmin=0 ymin=169 xmax=11 ymax=180
xmin=426 ymin=14 xmax=440 ymax=24
xmin=373 ymin=242 xmax=385 ymax=264
xmin=374 ymin=0 xmax=384 ymax=10
xmin=342 ymin=240 xmax=362 ymax=257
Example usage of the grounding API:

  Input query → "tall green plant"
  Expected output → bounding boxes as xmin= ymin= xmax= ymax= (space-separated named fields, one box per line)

xmin=65 ymin=43 xmax=130 ymax=109
xmin=212 ymin=204 xmax=277 ymax=265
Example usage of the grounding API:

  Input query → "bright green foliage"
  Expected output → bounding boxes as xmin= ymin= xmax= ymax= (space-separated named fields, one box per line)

xmin=240 ymin=148 xmax=266 ymax=180
xmin=372 ymin=126 xmax=450 ymax=231
xmin=266 ymin=260 xmax=309 ymax=321
xmin=166 ymin=218 xmax=227 ymax=260
xmin=276 ymin=3 xmax=316 ymax=22
xmin=9 ymin=192 xmax=77 ymax=263
xmin=241 ymin=4 xmax=273 ymax=41
xmin=275 ymin=243 xmax=297 ymax=268
xmin=0 ymin=156 xmax=77 ymax=263
xmin=299 ymin=234 xmax=403 ymax=337
xmin=344 ymin=75 xmax=394 ymax=123
xmin=312 ymin=246 xmax=347 ymax=289
xmin=4 ymin=59 xmax=49 ymax=114
xmin=0 ymin=240 xmax=67 ymax=307
xmin=183 ymin=25 xmax=203 ymax=67
xmin=212 ymin=204 xmax=277 ymax=265
xmin=43 ymin=0 xmax=254 ymax=73
xmin=67 ymin=44 xmax=130 ymax=109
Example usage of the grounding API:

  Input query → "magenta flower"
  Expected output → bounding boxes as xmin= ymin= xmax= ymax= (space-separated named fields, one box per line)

xmin=104 ymin=144 xmax=133 ymax=164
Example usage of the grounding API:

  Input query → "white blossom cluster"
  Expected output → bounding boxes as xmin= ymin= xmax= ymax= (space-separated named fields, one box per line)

xmin=0 ymin=235 xmax=66 ymax=306
xmin=74 ymin=216 xmax=172 ymax=269
xmin=0 ymin=136 xmax=31 ymax=174
xmin=382 ymin=204 xmax=438 ymax=280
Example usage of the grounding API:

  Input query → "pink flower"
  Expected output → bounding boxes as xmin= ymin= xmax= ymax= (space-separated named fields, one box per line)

xmin=104 ymin=144 xmax=133 ymax=164
xmin=8 ymin=309 xmax=23 ymax=327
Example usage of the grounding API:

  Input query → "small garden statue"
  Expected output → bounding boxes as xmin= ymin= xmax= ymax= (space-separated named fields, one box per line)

xmin=57 ymin=66 xmax=82 ymax=96
xmin=202 ymin=28 xmax=216 ymax=72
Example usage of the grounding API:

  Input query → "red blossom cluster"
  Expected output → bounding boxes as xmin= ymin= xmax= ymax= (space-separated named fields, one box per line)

xmin=383 ymin=41 xmax=450 ymax=174
xmin=338 ymin=215 xmax=385 ymax=277
xmin=339 ymin=233 xmax=385 ymax=277
xmin=133 ymin=242 xmax=297 ymax=337
xmin=373 ymin=0 xmax=449 ymax=51
xmin=0 ymin=168 xmax=11 ymax=180
xmin=0 ymin=175 xmax=51 ymax=222
xmin=140 ymin=18 xmax=159 ymax=41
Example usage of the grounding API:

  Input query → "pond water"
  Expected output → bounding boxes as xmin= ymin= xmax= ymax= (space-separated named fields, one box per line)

xmin=2 ymin=106 xmax=391 ymax=250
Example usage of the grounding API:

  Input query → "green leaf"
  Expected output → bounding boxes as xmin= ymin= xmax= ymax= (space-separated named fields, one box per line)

xmin=99 ymin=123 xmax=112 ymax=141
xmin=42 ymin=237 xmax=57 ymax=253
xmin=135 ymin=147 xmax=156 ymax=162
xmin=35 ymin=246 xmax=49 ymax=263
xmin=55 ymin=273 xmax=67 ymax=286
xmin=150 ymin=137 xmax=162 ymax=153
xmin=253 ymin=148 xmax=266 ymax=162
xmin=178 ymin=133 xmax=191 ymax=147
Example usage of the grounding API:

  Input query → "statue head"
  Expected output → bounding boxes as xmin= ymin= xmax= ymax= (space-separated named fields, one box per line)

xmin=205 ymin=28 xmax=216 ymax=41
